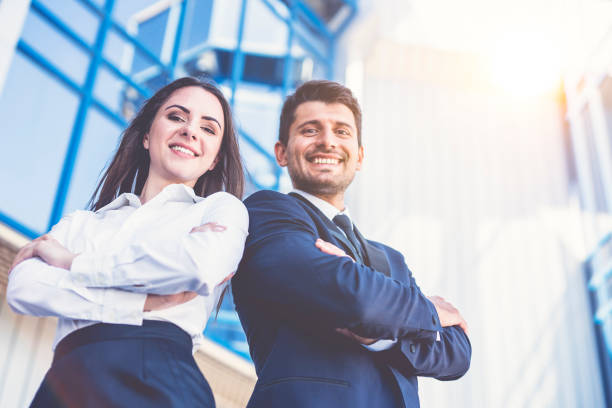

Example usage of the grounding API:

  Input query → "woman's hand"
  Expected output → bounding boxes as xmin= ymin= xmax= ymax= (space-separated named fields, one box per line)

xmin=10 ymin=235 xmax=77 ymax=274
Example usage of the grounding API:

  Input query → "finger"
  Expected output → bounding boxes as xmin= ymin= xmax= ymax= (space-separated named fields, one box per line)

xmin=10 ymin=246 xmax=34 ymax=271
xmin=335 ymin=328 xmax=352 ymax=337
xmin=217 ymin=272 xmax=235 ymax=286
xmin=190 ymin=222 xmax=227 ymax=233
xmin=182 ymin=291 xmax=198 ymax=302
xmin=460 ymin=320 xmax=469 ymax=335
xmin=315 ymin=239 xmax=345 ymax=255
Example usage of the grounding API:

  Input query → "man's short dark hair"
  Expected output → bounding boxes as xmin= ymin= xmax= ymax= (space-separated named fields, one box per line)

xmin=279 ymin=80 xmax=362 ymax=146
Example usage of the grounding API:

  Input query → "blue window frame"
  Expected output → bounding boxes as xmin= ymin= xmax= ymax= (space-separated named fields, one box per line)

xmin=586 ymin=233 xmax=612 ymax=406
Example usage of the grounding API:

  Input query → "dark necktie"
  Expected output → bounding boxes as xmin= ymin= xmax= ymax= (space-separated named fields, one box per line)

xmin=333 ymin=214 xmax=364 ymax=262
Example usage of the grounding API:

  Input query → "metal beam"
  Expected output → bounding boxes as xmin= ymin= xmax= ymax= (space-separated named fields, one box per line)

xmin=48 ymin=0 xmax=115 ymax=229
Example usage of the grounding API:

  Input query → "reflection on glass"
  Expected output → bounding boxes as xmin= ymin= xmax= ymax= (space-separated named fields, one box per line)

xmin=581 ymin=105 xmax=608 ymax=212
xmin=21 ymin=10 xmax=90 ymax=86
xmin=600 ymin=76 xmax=612 ymax=161
xmin=63 ymin=108 xmax=123 ymax=214
xmin=0 ymin=54 xmax=80 ymax=233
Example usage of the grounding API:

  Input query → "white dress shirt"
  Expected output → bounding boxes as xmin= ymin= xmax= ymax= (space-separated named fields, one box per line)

xmin=7 ymin=184 xmax=248 ymax=353
xmin=291 ymin=189 xmax=397 ymax=351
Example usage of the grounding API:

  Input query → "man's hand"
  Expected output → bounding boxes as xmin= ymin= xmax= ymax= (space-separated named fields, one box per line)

xmin=427 ymin=295 xmax=469 ymax=335
xmin=144 ymin=291 xmax=198 ymax=311
xmin=335 ymin=328 xmax=378 ymax=345
xmin=315 ymin=239 xmax=353 ymax=261
xmin=10 ymin=234 xmax=76 ymax=274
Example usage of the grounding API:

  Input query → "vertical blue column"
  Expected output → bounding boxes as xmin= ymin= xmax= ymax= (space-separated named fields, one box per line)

xmin=230 ymin=0 xmax=248 ymax=107
xmin=281 ymin=2 xmax=296 ymax=98
xmin=169 ymin=0 xmax=188 ymax=80
xmin=48 ymin=0 xmax=115 ymax=230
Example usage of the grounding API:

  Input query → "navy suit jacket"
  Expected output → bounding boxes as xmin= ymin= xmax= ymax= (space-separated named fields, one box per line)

xmin=232 ymin=191 xmax=471 ymax=408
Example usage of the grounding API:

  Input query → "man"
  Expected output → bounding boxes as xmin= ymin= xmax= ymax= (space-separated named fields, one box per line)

xmin=232 ymin=80 xmax=471 ymax=407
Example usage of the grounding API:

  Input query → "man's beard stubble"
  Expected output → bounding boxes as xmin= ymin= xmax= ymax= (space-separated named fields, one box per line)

xmin=288 ymin=162 xmax=355 ymax=198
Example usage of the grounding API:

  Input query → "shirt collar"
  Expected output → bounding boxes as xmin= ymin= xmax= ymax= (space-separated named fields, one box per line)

xmin=96 ymin=183 xmax=202 ymax=213
xmin=291 ymin=189 xmax=351 ymax=222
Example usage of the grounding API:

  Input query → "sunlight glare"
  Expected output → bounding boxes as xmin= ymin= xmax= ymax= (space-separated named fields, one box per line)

xmin=489 ymin=30 xmax=563 ymax=97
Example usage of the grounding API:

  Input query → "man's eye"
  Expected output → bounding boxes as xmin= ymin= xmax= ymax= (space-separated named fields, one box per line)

xmin=337 ymin=129 xmax=350 ymax=136
xmin=302 ymin=128 xmax=317 ymax=135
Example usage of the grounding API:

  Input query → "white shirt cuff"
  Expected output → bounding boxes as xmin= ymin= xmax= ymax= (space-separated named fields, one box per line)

xmin=363 ymin=338 xmax=397 ymax=351
xmin=100 ymin=289 xmax=146 ymax=325
xmin=70 ymin=252 xmax=111 ymax=287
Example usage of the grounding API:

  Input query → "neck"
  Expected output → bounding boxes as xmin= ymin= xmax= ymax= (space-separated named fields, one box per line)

xmin=301 ymin=190 xmax=345 ymax=211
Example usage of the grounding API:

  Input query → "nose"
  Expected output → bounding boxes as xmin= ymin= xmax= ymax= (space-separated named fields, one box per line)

xmin=180 ymin=122 xmax=198 ymax=141
xmin=316 ymin=127 xmax=336 ymax=149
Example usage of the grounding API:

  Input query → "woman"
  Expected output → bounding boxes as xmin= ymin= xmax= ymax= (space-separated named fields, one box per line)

xmin=7 ymin=77 xmax=246 ymax=407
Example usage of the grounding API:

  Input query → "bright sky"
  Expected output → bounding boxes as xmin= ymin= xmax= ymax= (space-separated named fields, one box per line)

xmin=370 ymin=0 xmax=612 ymax=95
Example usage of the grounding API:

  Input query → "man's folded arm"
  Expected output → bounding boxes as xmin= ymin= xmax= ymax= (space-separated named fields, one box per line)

xmin=383 ymin=325 xmax=472 ymax=381
xmin=234 ymin=191 xmax=441 ymax=341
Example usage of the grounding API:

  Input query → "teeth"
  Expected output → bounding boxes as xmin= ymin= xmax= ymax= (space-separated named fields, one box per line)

xmin=313 ymin=157 xmax=339 ymax=164
xmin=170 ymin=145 xmax=195 ymax=156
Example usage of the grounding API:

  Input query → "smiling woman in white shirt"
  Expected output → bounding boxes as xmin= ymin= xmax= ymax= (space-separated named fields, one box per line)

xmin=6 ymin=77 xmax=247 ymax=408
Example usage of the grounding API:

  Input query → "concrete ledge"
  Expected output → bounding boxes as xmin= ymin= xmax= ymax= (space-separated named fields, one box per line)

xmin=0 ymin=222 xmax=28 ymax=295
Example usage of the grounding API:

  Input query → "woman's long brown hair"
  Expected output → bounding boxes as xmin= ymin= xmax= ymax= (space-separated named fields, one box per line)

xmin=89 ymin=77 xmax=244 ymax=313
xmin=90 ymin=76 xmax=244 ymax=210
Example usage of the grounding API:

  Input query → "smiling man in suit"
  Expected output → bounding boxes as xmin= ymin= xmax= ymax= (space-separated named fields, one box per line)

xmin=232 ymin=80 xmax=471 ymax=408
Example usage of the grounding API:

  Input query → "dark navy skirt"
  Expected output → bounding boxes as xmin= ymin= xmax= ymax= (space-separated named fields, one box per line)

xmin=30 ymin=321 xmax=215 ymax=408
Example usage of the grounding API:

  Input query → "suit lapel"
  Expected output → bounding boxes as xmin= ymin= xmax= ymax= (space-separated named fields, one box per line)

xmin=288 ymin=192 xmax=364 ymax=263
xmin=354 ymin=226 xmax=391 ymax=277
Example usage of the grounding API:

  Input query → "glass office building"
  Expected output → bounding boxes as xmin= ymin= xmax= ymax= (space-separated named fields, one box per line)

xmin=0 ymin=0 xmax=357 ymax=360
xmin=566 ymin=26 xmax=612 ymax=407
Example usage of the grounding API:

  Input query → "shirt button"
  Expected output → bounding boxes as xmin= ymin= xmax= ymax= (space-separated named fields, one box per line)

xmin=409 ymin=343 xmax=416 ymax=353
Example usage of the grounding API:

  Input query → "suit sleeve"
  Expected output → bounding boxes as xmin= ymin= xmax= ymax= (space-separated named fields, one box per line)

xmin=234 ymin=191 xmax=441 ymax=341
xmin=384 ymin=326 xmax=472 ymax=380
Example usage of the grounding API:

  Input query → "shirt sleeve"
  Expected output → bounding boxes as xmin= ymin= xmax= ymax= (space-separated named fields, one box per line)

xmin=67 ymin=193 xmax=249 ymax=296
xmin=7 ymin=258 xmax=145 ymax=324
xmin=6 ymin=212 xmax=146 ymax=325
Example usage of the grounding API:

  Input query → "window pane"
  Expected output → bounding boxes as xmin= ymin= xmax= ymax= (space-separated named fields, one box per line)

xmin=37 ymin=0 xmax=100 ymax=46
xmin=0 ymin=54 xmax=80 ymax=233
xmin=63 ymin=108 xmax=123 ymax=214
xmin=581 ymin=105 xmax=608 ymax=212
xmin=21 ymin=9 xmax=90 ymax=87
xmin=600 ymin=76 xmax=612 ymax=160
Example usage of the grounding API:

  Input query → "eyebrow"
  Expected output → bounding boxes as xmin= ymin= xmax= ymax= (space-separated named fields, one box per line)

xmin=165 ymin=104 xmax=222 ymax=130
xmin=297 ymin=119 xmax=355 ymax=131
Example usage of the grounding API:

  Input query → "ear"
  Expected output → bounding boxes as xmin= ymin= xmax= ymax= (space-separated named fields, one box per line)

xmin=274 ymin=141 xmax=288 ymax=167
xmin=356 ymin=145 xmax=364 ymax=171
xmin=143 ymin=133 xmax=150 ymax=150
xmin=208 ymin=156 xmax=220 ymax=171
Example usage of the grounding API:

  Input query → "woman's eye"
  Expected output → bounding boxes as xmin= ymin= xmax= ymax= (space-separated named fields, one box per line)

xmin=168 ymin=114 xmax=185 ymax=122
xmin=202 ymin=127 xmax=216 ymax=135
